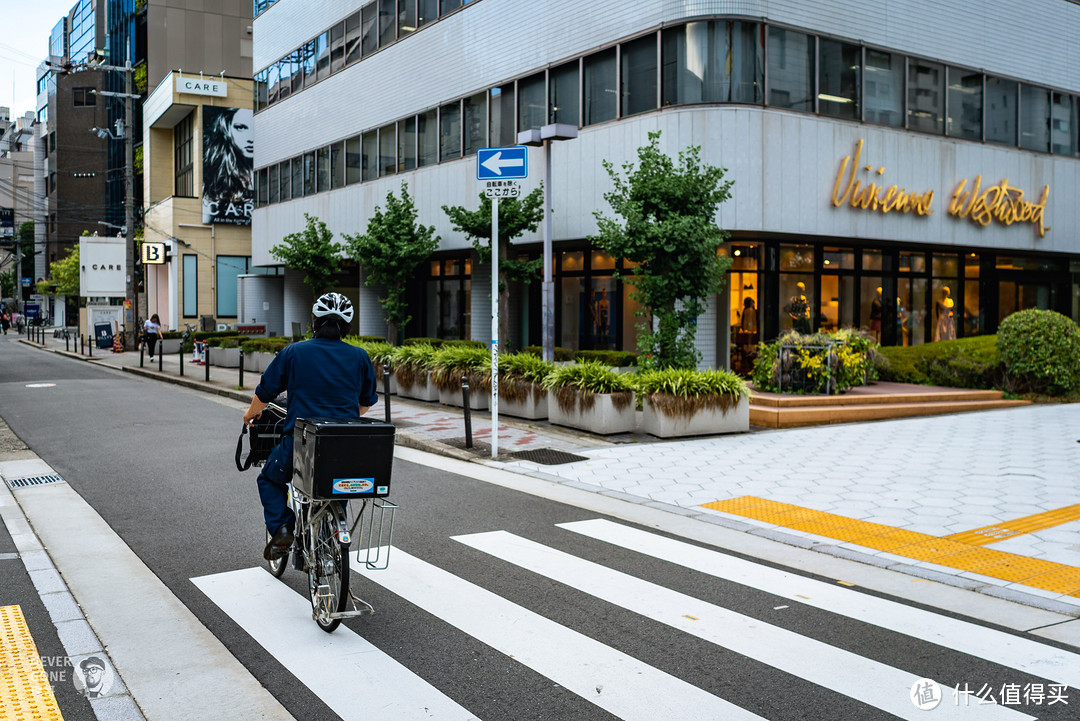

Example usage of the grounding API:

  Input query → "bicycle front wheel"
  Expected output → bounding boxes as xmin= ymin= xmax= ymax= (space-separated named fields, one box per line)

xmin=308 ymin=502 xmax=350 ymax=633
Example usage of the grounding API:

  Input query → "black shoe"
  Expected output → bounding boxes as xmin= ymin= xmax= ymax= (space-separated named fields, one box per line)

xmin=263 ymin=524 xmax=294 ymax=561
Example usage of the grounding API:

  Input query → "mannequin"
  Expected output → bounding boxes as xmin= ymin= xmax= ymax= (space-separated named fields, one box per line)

xmin=934 ymin=286 xmax=956 ymax=341
xmin=785 ymin=281 xmax=811 ymax=334
xmin=869 ymin=286 xmax=883 ymax=341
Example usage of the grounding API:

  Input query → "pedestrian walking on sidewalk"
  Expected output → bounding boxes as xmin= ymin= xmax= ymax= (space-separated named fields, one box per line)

xmin=143 ymin=314 xmax=163 ymax=358
xmin=0 ymin=311 xmax=9 ymax=334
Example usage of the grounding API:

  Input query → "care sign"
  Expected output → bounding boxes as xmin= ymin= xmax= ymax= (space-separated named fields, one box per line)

xmin=175 ymin=74 xmax=227 ymax=98
xmin=79 ymin=236 xmax=127 ymax=297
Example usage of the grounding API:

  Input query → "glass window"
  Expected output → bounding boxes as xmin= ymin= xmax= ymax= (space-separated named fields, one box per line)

xmin=289 ymin=50 xmax=303 ymax=95
xmin=291 ymin=155 xmax=303 ymax=197
xmin=621 ymin=34 xmax=657 ymax=117
xmin=257 ymin=168 xmax=268 ymax=208
xmin=441 ymin=0 xmax=460 ymax=14
xmin=345 ymin=12 xmax=362 ymax=65
xmin=418 ymin=108 xmax=438 ymax=167
xmin=1020 ymin=84 xmax=1050 ymax=152
xmin=330 ymin=141 xmax=344 ymax=189
xmin=345 ymin=136 xmax=362 ymax=184
xmin=779 ymin=243 xmax=814 ymax=271
xmin=315 ymin=33 xmax=330 ymax=81
xmin=819 ymin=275 xmax=854 ymax=332
xmin=398 ymin=117 xmax=417 ymax=171
xmin=303 ymin=151 xmax=316 ymax=195
xmin=440 ymin=100 xmax=461 ymax=161
xmin=183 ymin=255 xmax=198 ymax=317
xmin=379 ymin=0 xmax=397 ymax=46
xmin=862 ymin=248 xmax=883 ymax=271
xmin=931 ymin=280 xmax=957 ymax=341
xmin=316 ymin=145 xmax=329 ymax=191
xmin=490 ymin=84 xmax=515 ymax=146
xmin=899 ymin=251 xmax=927 ymax=274
xmin=362 ymin=3 xmax=378 ymax=57
xmin=947 ymin=68 xmax=982 ymax=140
xmin=268 ymin=164 xmax=279 ymax=204
xmin=985 ymin=77 xmax=1017 ymax=145
xmin=818 ymin=39 xmax=859 ymax=119
xmin=549 ymin=61 xmax=579 ymax=125
xmin=767 ymin=27 xmax=813 ymax=111
xmin=861 ymin=279 xmax=884 ymax=342
xmin=584 ymin=48 xmax=617 ymax=125
xmin=399 ymin=0 xmax=417 ymax=37
xmin=932 ymin=253 xmax=959 ymax=278
xmin=301 ymin=41 xmax=316 ymax=88
xmin=518 ymin=73 xmax=546 ymax=132
xmin=379 ymin=123 xmax=396 ymax=176
xmin=217 ymin=256 xmax=249 ymax=317
xmin=279 ymin=160 xmax=291 ymax=200
xmin=174 ymin=113 xmax=194 ymax=197
xmin=362 ymin=130 xmax=377 ymax=181
xmin=907 ymin=59 xmax=944 ymax=134
xmin=864 ymin=48 xmax=907 ymax=126
xmin=266 ymin=62 xmax=280 ymax=105
xmin=661 ymin=21 xmax=763 ymax=106
xmin=897 ymin=277 xmax=927 ymax=345
xmin=822 ymin=247 xmax=854 ymax=270
xmin=329 ymin=22 xmax=345 ymax=73
xmin=1051 ymin=93 xmax=1076 ymax=156
xmin=463 ymin=91 xmax=486 ymax=156
xmin=418 ymin=0 xmax=436 ymax=27
xmin=780 ymin=274 xmax=813 ymax=333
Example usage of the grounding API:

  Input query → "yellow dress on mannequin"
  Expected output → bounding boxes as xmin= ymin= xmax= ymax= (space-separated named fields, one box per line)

xmin=934 ymin=287 xmax=956 ymax=341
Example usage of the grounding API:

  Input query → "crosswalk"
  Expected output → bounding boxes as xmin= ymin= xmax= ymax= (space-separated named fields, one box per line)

xmin=194 ymin=520 xmax=1079 ymax=721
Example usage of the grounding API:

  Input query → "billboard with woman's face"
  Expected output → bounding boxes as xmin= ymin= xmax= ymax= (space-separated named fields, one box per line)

xmin=202 ymin=106 xmax=254 ymax=225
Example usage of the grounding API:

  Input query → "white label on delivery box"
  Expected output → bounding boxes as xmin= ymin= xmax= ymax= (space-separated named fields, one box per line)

xmin=332 ymin=478 xmax=375 ymax=494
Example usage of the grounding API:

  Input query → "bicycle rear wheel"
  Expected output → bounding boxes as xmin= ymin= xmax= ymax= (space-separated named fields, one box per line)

xmin=265 ymin=529 xmax=289 ymax=578
xmin=308 ymin=502 xmax=349 ymax=632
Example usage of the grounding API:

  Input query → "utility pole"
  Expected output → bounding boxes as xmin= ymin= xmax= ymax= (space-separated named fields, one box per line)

xmin=124 ymin=54 xmax=136 ymax=349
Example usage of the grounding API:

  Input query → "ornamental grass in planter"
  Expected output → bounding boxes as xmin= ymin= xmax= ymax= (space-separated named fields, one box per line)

xmin=634 ymin=368 xmax=751 ymax=437
xmin=541 ymin=360 xmax=636 ymax=434
xmin=499 ymin=352 xmax=555 ymax=419
xmin=208 ymin=337 xmax=242 ymax=368
xmin=391 ymin=342 xmax=440 ymax=401
xmin=431 ymin=345 xmax=491 ymax=409
xmin=347 ymin=338 xmax=396 ymax=391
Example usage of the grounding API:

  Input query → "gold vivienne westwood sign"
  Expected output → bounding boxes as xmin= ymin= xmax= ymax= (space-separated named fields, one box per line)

xmin=830 ymin=140 xmax=1050 ymax=237
xmin=948 ymin=176 xmax=1050 ymax=238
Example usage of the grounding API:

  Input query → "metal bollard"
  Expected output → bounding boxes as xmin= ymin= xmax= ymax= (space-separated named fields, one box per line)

xmin=179 ymin=342 xmax=184 ymax=376
xmin=383 ymin=363 xmax=391 ymax=423
xmin=158 ymin=346 xmax=163 ymax=372
xmin=65 ymin=333 xmax=69 ymax=353
xmin=140 ymin=340 xmax=144 ymax=367
xmin=238 ymin=348 xmax=244 ymax=387
xmin=462 ymin=377 xmax=472 ymax=449
xmin=205 ymin=346 xmax=210 ymax=382
xmin=88 ymin=334 xmax=92 ymax=357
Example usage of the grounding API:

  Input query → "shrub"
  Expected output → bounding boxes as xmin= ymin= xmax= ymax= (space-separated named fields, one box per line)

xmin=575 ymin=350 xmax=638 ymax=367
xmin=499 ymin=352 xmax=555 ymax=403
xmin=752 ymin=329 xmax=876 ymax=394
xmin=240 ymin=337 xmax=292 ymax=354
xmin=345 ymin=338 xmax=395 ymax=380
xmin=391 ymin=343 xmax=439 ymax=388
xmin=997 ymin=309 xmax=1080 ymax=395
xmin=876 ymin=336 xmax=1002 ymax=389
xmin=443 ymin=339 xmax=485 ymax=348
xmin=522 ymin=345 xmax=575 ymax=362
xmin=633 ymin=368 xmax=750 ymax=418
xmin=403 ymin=337 xmax=447 ymax=348
xmin=430 ymin=345 xmax=491 ymax=393
xmin=354 ymin=335 xmax=387 ymax=344
xmin=541 ymin=360 xmax=634 ymax=413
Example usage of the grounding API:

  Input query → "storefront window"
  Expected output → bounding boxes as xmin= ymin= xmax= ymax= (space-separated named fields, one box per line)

xmin=947 ymin=68 xmax=982 ymax=140
xmin=780 ymin=274 xmax=813 ymax=333
xmin=861 ymin=278 xmax=884 ymax=342
xmin=822 ymin=247 xmax=854 ymax=270
xmin=862 ymin=249 xmax=883 ymax=271
xmin=560 ymin=277 xmax=585 ymax=349
xmin=621 ymin=34 xmax=658 ymax=117
xmin=818 ymin=39 xmax=860 ymax=119
xmin=897 ymin=277 xmax=927 ymax=345
xmin=908 ymin=59 xmax=945 ymax=134
xmin=728 ymin=243 xmax=760 ymax=375
xmin=999 ymin=281 xmax=1051 ymax=324
xmin=1020 ymin=85 xmax=1051 ymax=152
xmin=425 ymin=259 xmax=469 ymax=340
xmin=931 ymin=280 xmax=957 ymax=341
xmin=864 ymin=50 xmax=903 ymax=127
xmin=964 ymin=254 xmax=981 ymax=337
xmin=767 ymin=27 xmax=813 ymax=112
xmin=986 ymin=77 xmax=1017 ymax=146
xmin=779 ymin=243 xmax=814 ymax=271
xmin=819 ymin=275 xmax=853 ymax=332
xmin=591 ymin=250 xmax=615 ymax=270
xmin=589 ymin=277 xmax=617 ymax=349
xmin=899 ymin=251 xmax=926 ymax=274
xmin=584 ymin=48 xmax=617 ymax=125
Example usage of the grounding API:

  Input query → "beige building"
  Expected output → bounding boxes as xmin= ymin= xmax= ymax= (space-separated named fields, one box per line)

xmin=142 ymin=72 xmax=256 ymax=332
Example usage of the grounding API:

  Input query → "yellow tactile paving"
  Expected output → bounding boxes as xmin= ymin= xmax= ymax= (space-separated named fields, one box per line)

xmin=0 ymin=605 xmax=64 ymax=721
xmin=702 ymin=497 xmax=1080 ymax=597
xmin=946 ymin=503 xmax=1080 ymax=545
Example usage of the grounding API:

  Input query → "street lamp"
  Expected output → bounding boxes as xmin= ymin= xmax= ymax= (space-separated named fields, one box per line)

xmin=517 ymin=123 xmax=577 ymax=363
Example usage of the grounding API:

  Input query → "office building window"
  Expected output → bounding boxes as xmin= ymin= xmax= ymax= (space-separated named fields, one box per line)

xmin=463 ymin=92 xmax=486 ymax=156
xmin=398 ymin=0 xmax=417 ymax=38
xmin=908 ymin=59 xmax=945 ymax=134
xmin=268 ymin=164 xmax=279 ymax=204
xmin=303 ymin=151 xmax=316 ymax=194
xmin=985 ymin=77 xmax=1017 ymax=145
xmin=316 ymin=145 xmax=329 ymax=191
xmin=300 ymin=41 xmax=316 ymax=88
xmin=583 ymin=48 xmax=617 ymax=125
xmin=1020 ymin=84 xmax=1050 ymax=152
xmin=947 ymin=68 xmax=982 ymax=140
xmin=345 ymin=135 xmax=363 ymax=183
xmin=379 ymin=123 xmax=396 ymax=175
xmin=174 ymin=114 xmax=194 ymax=197
xmin=661 ymin=21 xmax=762 ymax=106
xmin=440 ymin=100 xmax=461 ymax=161
xmin=362 ymin=130 xmax=377 ymax=180
xmin=345 ymin=11 xmax=362 ymax=65
xmin=73 ymin=87 xmax=96 ymax=107
xmin=329 ymin=22 xmax=345 ymax=73
xmin=490 ymin=84 xmax=515 ymax=146
xmin=279 ymin=159 xmax=291 ymax=200
xmin=315 ymin=33 xmax=330 ymax=81
xmin=379 ymin=0 xmax=397 ymax=47
xmin=549 ymin=61 xmax=579 ymax=125
xmin=183 ymin=255 xmax=198 ymax=317
xmin=418 ymin=109 xmax=438 ymax=167
xmin=518 ymin=73 xmax=545 ymax=132
xmin=418 ymin=0 xmax=437 ymax=28
xmin=621 ymin=34 xmax=658 ymax=117
xmin=330 ymin=141 xmax=345 ymax=189
xmin=362 ymin=3 xmax=378 ymax=57
xmin=217 ymin=256 xmax=250 ymax=317
xmin=818 ymin=39 xmax=859 ymax=119
xmin=864 ymin=49 xmax=903 ymax=126
xmin=398 ymin=117 xmax=417 ymax=171
xmin=767 ymin=27 xmax=813 ymax=111
xmin=291 ymin=156 xmax=303 ymax=198
xmin=1051 ymin=93 xmax=1077 ymax=156
xmin=441 ymin=0 xmax=460 ymax=13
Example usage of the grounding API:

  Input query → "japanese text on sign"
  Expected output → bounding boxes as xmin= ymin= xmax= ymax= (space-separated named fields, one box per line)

xmin=485 ymin=180 xmax=520 ymax=199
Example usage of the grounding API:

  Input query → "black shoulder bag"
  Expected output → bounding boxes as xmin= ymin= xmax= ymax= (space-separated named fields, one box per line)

xmin=234 ymin=402 xmax=287 ymax=472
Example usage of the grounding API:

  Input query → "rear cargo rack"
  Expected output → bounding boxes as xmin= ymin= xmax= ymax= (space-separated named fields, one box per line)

xmin=353 ymin=498 xmax=397 ymax=570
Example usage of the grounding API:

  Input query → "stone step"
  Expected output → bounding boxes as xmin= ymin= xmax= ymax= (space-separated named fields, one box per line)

xmin=750 ymin=388 xmax=1006 ymax=408
xmin=749 ymin=399 xmax=1030 ymax=428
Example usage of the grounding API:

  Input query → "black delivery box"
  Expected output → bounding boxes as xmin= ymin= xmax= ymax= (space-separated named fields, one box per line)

xmin=292 ymin=417 xmax=395 ymax=499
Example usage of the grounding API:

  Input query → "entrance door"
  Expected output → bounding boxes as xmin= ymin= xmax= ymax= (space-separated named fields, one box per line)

xmin=998 ymin=280 xmax=1050 ymax=323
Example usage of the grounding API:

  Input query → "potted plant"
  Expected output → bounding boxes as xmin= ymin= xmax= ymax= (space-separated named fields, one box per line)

xmin=634 ymin=368 xmax=751 ymax=437
xmin=499 ymin=352 xmax=554 ymax=419
xmin=541 ymin=360 xmax=636 ymax=434
xmin=431 ymin=344 xmax=491 ymax=410
xmin=242 ymin=337 xmax=290 ymax=373
xmin=159 ymin=331 xmax=183 ymax=355
xmin=392 ymin=342 xmax=440 ymax=401
xmin=209 ymin=337 xmax=242 ymax=368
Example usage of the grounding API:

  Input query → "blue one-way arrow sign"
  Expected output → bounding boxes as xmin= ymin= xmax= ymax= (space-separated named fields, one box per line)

xmin=476 ymin=146 xmax=528 ymax=180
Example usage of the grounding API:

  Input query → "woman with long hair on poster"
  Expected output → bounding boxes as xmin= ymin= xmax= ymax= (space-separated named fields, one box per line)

xmin=202 ymin=107 xmax=254 ymax=224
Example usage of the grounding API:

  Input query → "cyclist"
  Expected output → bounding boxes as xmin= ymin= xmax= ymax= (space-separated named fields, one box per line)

xmin=242 ymin=292 xmax=379 ymax=561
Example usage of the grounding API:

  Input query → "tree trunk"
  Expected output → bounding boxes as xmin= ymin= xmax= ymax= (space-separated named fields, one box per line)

xmin=387 ymin=320 xmax=399 ymax=345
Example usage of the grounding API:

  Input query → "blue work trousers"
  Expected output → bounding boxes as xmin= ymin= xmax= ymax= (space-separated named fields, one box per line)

xmin=256 ymin=434 xmax=295 ymax=534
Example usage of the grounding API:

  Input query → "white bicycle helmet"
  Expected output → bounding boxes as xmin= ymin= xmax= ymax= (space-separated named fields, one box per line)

xmin=312 ymin=292 xmax=354 ymax=324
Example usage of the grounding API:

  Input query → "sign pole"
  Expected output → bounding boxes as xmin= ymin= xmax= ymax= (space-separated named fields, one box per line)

xmin=491 ymin=196 xmax=499 ymax=460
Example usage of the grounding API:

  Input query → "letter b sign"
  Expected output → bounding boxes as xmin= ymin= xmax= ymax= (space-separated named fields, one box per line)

xmin=141 ymin=242 xmax=167 ymax=265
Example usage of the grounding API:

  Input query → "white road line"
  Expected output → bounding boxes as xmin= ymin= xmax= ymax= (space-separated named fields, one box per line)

xmin=454 ymin=530 xmax=1032 ymax=721
xmin=191 ymin=567 xmax=479 ymax=721
xmin=559 ymin=519 xmax=1080 ymax=689
xmin=353 ymin=548 xmax=767 ymax=721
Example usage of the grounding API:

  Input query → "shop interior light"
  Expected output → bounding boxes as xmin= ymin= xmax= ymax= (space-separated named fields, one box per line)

xmin=818 ymin=94 xmax=853 ymax=104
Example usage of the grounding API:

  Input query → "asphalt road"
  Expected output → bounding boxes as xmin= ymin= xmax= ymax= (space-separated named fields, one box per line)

xmin=1 ymin=338 xmax=1077 ymax=721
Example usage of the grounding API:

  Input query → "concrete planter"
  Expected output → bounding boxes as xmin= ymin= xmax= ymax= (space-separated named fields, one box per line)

xmin=547 ymin=390 xmax=636 ymax=435
xmin=244 ymin=350 xmax=277 ymax=374
xmin=397 ymin=372 xmax=439 ymax=402
xmin=210 ymin=346 xmax=241 ymax=368
xmin=438 ymin=385 xmax=490 ymax=410
xmin=159 ymin=338 xmax=182 ymax=355
xmin=642 ymin=395 xmax=750 ymax=438
xmin=376 ymin=370 xmax=398 ymax=395
xmin=499 ymin=386 xmax=548 ymax=420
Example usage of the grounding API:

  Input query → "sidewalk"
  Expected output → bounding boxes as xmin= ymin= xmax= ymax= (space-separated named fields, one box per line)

xmin=16 ymin=330 xmax=1080 ymax=617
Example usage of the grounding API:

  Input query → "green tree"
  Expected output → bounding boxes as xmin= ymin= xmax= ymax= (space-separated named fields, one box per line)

xmin=343 ymin=183 xmax=439 ymax=344
xmin=442 ymin=187 xmax=544 ymax=346
xmin=591 ymin=131 xmax=733 ymax=368
xmin=48 ymin=244 xmax=80 ymax=298
xmin=271 ymin=213 xmax=341 ymax=298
